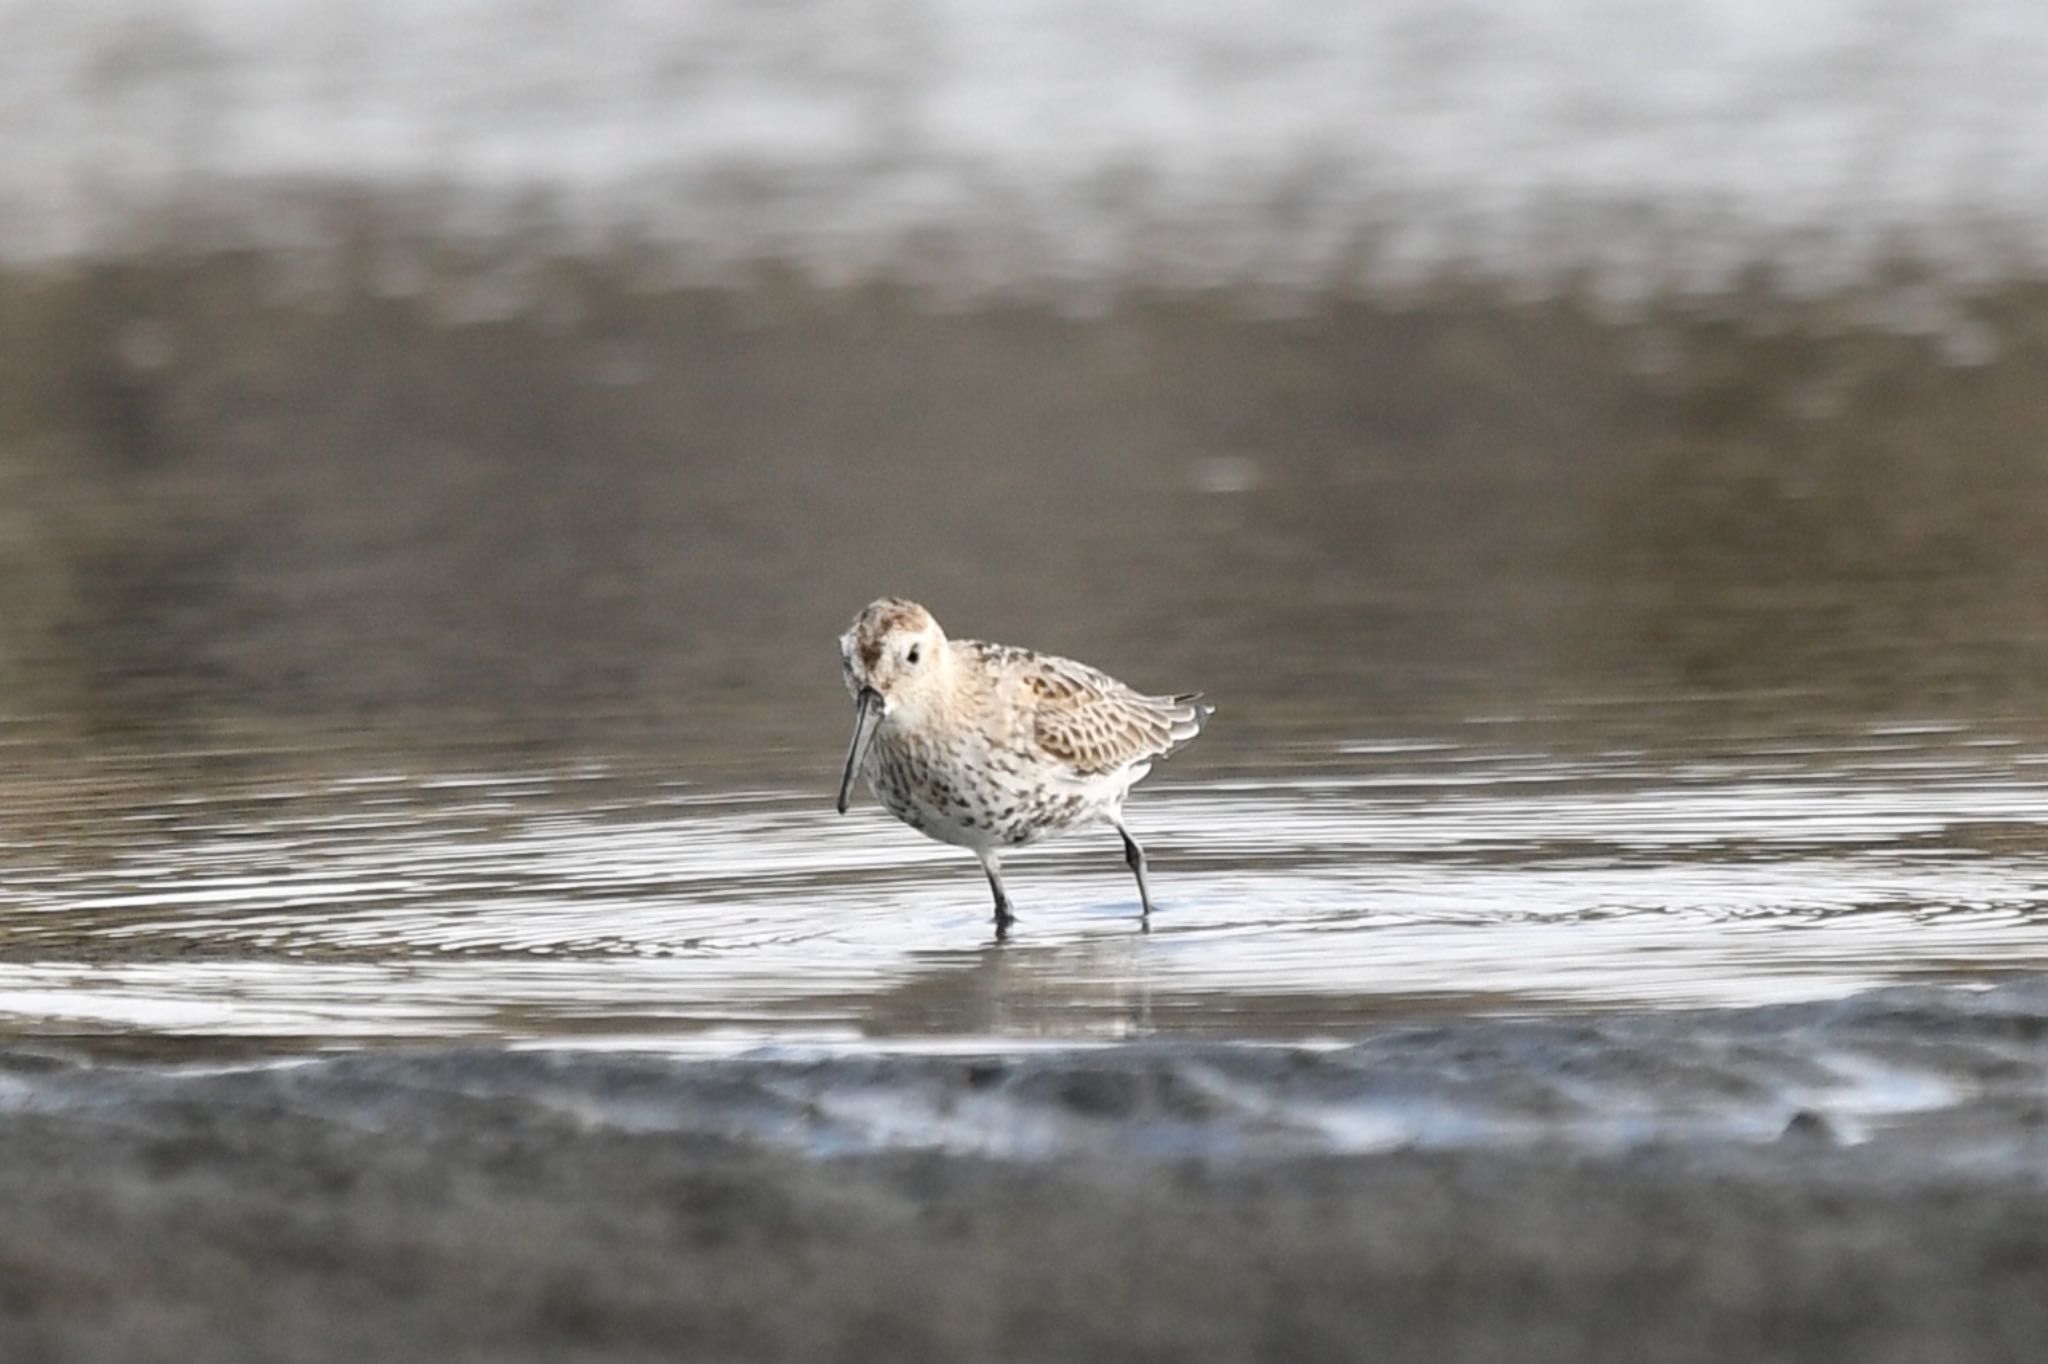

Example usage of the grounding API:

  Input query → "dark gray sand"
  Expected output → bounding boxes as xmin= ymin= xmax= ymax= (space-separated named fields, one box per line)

xmin=7 ymin=985 xmax=2048 ymax=1363
xmin=13 ymin=1119 xmax=2048 ymax=1364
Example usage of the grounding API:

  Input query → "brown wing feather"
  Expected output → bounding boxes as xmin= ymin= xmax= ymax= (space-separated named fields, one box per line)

xmin=1025 ymin=656 xmax=1211 ymax=776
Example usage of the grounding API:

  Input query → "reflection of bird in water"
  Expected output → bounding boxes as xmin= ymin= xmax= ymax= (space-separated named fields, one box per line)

xmin=835 ymin=598 xmax=1211 ymax=936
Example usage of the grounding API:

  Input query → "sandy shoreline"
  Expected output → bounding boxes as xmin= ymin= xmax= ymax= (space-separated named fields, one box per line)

xmin=5 ymin=1090 xmax=2045 ymax=1362
xmin=5 ymin=984 xmax=2048 ymax=1361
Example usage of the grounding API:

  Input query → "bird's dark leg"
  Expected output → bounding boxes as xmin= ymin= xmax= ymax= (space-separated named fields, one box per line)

xmin=978 ymin=853 xmax=1015 ymax=938
xmin=1115 ymin=820 xmax=1157 ymax=919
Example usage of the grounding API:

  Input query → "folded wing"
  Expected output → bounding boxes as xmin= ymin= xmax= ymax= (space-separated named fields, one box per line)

xmin=1026 ymin=656 xmax=1212 ymax=777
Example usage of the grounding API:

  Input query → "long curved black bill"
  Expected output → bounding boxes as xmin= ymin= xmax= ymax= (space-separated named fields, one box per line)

xmin=836 ymin=688 xmax=882 ymax=814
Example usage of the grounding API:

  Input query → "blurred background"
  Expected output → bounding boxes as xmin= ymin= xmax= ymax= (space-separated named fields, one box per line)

xmin=5 ymin=0 xmax=2048 ymax=789
xmin=13 ymin=13 xmax=2048 ymax=1359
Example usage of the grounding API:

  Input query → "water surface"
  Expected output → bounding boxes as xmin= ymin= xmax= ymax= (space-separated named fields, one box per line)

xmin=6 ymin=724 xmax=2045 ymax=1054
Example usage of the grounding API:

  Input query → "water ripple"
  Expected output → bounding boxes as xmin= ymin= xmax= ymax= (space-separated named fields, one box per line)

xmin=3 ymin=735 xmax=2048 ymax=1049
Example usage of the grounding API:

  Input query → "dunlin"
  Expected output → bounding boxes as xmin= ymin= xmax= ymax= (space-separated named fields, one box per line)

xmin=835 ymin=598 xmax=1211 ymax=934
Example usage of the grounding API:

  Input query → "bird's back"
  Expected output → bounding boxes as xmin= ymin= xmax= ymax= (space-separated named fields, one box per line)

xmin=959 ymin=639 xmax=1211 ymax=782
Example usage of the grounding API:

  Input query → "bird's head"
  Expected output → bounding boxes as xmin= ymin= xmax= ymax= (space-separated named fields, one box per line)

xmin=836 ymin=598 xmax=948 ymax=812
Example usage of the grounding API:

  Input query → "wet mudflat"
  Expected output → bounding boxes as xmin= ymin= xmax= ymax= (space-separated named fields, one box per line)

xmin=5 ymin=987 xmax=2048 ymax=1363
xmin=6 ymin=258 xmax=2048 ymax=1357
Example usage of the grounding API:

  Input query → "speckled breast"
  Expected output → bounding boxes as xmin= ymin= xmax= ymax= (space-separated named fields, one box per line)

xmin=867 ymin=731 xmax=1097 ymax=850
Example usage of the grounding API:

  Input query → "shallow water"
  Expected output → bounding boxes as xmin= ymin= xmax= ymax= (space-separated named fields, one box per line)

xmin=6 ymin=724 xmax=2046 ymax=1054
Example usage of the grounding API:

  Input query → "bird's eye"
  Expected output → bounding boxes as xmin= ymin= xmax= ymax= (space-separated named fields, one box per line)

xmin=906 ymin=645 xmax=922 ymax=665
